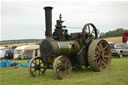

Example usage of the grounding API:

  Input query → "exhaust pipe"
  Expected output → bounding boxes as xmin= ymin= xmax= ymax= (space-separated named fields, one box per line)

xmin=44 ymin=6 xmax=53 ymax=38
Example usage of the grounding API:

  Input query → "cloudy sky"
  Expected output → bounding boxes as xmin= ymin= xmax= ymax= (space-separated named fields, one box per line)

xmin=1 ymin=0 xmax=128 ymax=41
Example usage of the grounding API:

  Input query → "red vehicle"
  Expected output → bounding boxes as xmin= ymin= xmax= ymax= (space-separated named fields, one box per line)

xmin=122 ymin=32 xmax=128 ymax=43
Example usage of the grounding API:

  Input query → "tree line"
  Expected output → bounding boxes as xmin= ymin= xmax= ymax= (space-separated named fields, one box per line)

xmin=0 ymin=39 xmax=42 ymax=45
xmin=99 ymin=28 xmax=128 ymax=38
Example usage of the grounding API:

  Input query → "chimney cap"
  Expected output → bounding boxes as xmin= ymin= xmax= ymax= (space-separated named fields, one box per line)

xmin=44 ymin=6 xmax=53 ymax=9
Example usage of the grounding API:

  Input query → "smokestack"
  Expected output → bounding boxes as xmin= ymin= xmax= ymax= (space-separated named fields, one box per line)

xmin=44 ymin=6 xmax=53 ymax=38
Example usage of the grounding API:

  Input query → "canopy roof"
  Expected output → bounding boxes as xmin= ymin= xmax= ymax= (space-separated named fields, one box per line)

xmin=0 ymin=47 xmax=8 ymax=50
xmin=24 ymin=45 xmax=39 ymax=51
xmin=15 ymin=45 xmax=39 ymax=51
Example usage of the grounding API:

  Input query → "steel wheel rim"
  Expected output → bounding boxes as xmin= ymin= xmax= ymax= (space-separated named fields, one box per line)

xmin=53 ymin=56 xmax=72 ymax=79
xmin=28 ymin=57 xmax=46 ymax=77
xmin=95 ymin=40 xmax=111 ymax=71
xmin=88 ymin=39 xmax=111 ymax=72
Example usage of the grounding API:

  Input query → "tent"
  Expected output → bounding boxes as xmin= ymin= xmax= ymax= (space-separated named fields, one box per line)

xmin=0 ymin=47 xmax=7 ymax=59
xmin=0 ymin=47 xmax=13 ymax=59
xmin=14 ymin=45 xmax=40 ymax=60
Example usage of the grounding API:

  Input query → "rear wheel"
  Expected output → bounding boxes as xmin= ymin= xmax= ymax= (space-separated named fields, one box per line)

xmin=88 ymin=39 xmax=111 ymax=71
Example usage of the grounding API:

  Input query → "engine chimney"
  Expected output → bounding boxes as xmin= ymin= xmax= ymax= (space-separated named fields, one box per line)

xmin=44 ymin=6 xmax=53 ymax=38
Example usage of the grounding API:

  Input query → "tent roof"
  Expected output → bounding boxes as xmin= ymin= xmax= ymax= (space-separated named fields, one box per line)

xmin=24 ymin=45 xmax=39 ymax=50
xmin=0 ymin=47 xmax=8 ymax=50
xmin=15 ymin=45 xmax=31 ymax=50
xmin=15 ymin=45 xmax=39 ymax=50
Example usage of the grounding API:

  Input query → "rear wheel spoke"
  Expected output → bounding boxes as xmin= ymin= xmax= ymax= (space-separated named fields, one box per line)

xmin=103 ymin=46 xmax=107 ymax=51
xmin=94 ymin=57 xmax=100 ymax=61
xmin=95 ymin=51 xmax=100 ymax=55
xmin=104 ymin=56 xmax=109 ymax=58
xmin=101 ymin=60 xmax=107 ymax=67
xmin=97 ymin=46 xmax=101 ymax=52
xmin=99 ymin=43 xmax=103 ymax=51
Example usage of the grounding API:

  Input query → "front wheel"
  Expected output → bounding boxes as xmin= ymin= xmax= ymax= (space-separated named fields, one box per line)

xmin=28 ymin=57 xmax=46 ymax=77
xmin=53 ymin=56 xmax=72 ymax=79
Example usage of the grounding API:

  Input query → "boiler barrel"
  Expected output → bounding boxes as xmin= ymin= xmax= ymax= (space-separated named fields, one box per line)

xmin=40 ymin=39 xmax=80 ymax=57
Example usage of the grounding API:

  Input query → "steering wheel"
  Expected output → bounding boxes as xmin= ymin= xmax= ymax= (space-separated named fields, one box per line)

xmin=82 ymin=23 xmax=98 ymax=45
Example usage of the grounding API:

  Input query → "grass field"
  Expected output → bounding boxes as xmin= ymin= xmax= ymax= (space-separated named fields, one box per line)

xmin=0 ymin=57 xmax=128 ymax=85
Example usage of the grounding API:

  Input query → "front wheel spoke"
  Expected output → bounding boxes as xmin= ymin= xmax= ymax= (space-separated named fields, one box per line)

xmin=31 ymin=66 xmax=35 ymax=68
xmin=32 ymin=61 xmax=36 ymax=64
xmin=39 ymin=69 xmax=43 ymax=73
xmin=35 ymin=59 xmax=37 ymax=65
xmin=38 ymin=70 xmax=40 ymax=75
xmin=53 ymin=56 xmax=72 ymax=79
xmin=35 ymin=69 xmax=37 ymax=75
xmin=40 ymin=66 xmax=45 ymax=69
xmin=39 ymin=59 xmax=40 ymax=64
xmin=32 ymin=69 xmax=36 ymax=73
xmin=32 ymin=69 xmax=37 ymax=75
xmin=39 ymin=69 xmax=44 ymax=74
xmin=57 ymin=66 xmax=61 ymax=70
xmin=62 ymin=70 xmax=67 ymax=76
xmin=58 ymin=69 xmax=63 ymax=74
xmin=39 ymin=61 xmax=43 ymax=64
xmin=65 ymin=60 xmax=68 ymax=65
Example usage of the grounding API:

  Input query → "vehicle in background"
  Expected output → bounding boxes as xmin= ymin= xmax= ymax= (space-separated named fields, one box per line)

xmin=0 ymin=47 xmax=13 ymax=59
xmin=109 ymin=43 xmax=128 ymax=58
xmin=109 ymin=42 xmax=116 ymax=56
xmin=13 ymin=45 xmax=40 ymax=60
xmin=122 ymin=32 xmax=128 ymax=43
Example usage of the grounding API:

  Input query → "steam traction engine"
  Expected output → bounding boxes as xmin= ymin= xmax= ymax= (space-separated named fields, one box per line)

xmin=28 ymin=6 xmax=111 ymax=79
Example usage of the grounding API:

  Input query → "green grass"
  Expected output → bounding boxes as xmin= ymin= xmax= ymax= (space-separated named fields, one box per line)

xmin=0 ymin=57 xmax=128 ymax=85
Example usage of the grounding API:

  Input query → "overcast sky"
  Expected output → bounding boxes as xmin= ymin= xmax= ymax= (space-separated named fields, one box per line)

xmin=1 ymin=0 xmax=128 ymax=41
